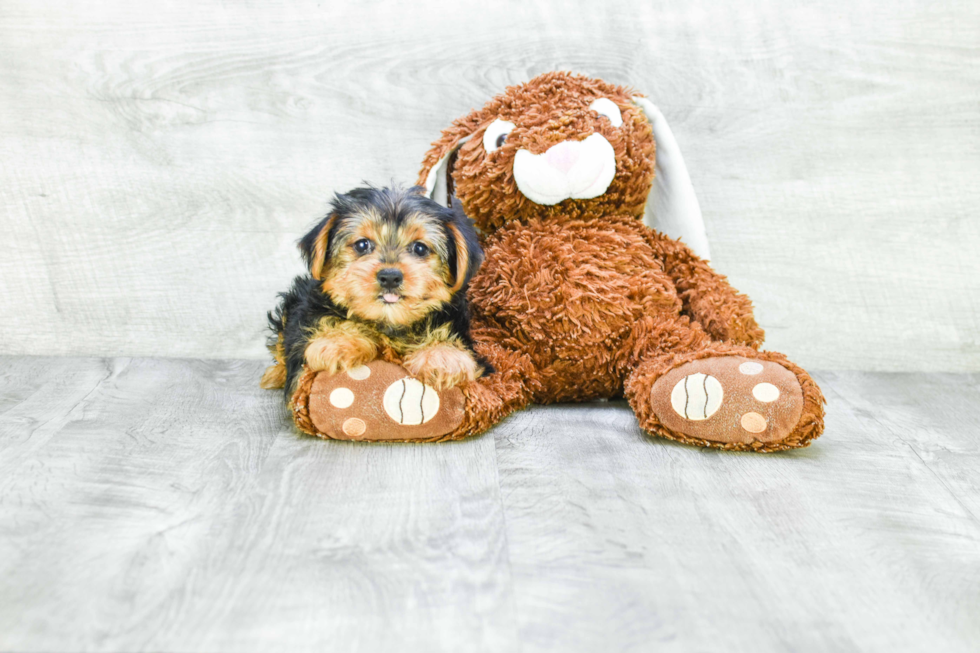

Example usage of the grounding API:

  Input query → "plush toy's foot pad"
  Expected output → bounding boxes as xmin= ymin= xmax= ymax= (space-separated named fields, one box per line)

xmin=307 ymin=361 xmax=464 ymax=441
xmin=650 ymin=356 xmax=804 ymax=445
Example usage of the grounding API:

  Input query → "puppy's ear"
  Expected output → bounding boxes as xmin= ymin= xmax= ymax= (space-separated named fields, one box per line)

xmin=298 ymin=212 xmax=339 ymax=280
xmin=446 ymin=199 xmax=483 ymax=292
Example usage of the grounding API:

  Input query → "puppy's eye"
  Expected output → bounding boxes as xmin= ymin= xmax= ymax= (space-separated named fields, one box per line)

xmin=589 ymin=98 xmax=623 ymax=127
xmin=483 ymin=119 xmax=516 ymax=153
xmin=411 ymin=241 xmax=430 ymax=257
xmin=353 ymin=238 xmax=374 ymax=255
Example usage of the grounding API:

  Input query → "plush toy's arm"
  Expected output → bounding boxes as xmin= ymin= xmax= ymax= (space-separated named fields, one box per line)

xmin=647 ymin=231 xmax=765 ymax=348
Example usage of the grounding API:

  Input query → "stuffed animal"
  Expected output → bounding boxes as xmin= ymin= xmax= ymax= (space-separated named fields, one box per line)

xmin=286 ymin=72 xmax=825 ymax=451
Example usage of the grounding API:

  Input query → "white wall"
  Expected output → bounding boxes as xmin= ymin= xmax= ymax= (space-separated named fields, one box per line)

xmin=2 ymin=0 xmax=978 ymax=371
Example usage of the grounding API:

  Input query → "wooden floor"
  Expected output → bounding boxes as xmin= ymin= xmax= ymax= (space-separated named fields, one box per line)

xmin=1 ymin=357 xmax=978 ymax=652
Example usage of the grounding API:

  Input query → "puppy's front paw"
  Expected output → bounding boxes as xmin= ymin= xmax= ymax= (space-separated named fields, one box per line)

xmin=305 ymin=334 xmax=376 ymax=375
xmin=404 ymin=345 xmax=481 ymax=390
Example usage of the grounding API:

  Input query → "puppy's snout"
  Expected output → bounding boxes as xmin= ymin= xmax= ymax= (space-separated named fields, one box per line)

xmin=377 ymin=268 xmax=403 ymax=289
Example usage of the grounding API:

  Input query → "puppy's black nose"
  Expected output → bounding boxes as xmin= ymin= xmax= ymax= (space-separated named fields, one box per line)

xmin=377 ymin=268 xmax=403 ymax=289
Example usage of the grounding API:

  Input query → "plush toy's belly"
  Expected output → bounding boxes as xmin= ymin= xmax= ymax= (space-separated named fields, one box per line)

xmin=469 ymin=216 xmax=681 ymax=395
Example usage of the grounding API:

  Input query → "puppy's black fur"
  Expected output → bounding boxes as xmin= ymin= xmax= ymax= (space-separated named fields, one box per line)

xmin=267 ymin=186 xmax=489 ymax=401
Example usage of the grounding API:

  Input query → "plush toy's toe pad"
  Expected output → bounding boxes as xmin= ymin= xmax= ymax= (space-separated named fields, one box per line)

xmin=308 ymin=361 xmax=464 ymax=441
xmin=650 ymin=356 xmax=804 ymax=445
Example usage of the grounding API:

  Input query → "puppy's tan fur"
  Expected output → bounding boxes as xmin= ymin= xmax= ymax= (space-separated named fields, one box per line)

xmin=303 ymin=319 xmax=378 ymax=375
xmin=265 ymin=188 xmax=484 ymax=393
xmin=401 ymin=324 xmax=480 ymax=389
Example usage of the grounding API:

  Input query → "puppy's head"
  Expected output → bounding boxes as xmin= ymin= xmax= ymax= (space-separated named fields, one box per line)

xmin=299 ymin=186 xmax=482 ymax=327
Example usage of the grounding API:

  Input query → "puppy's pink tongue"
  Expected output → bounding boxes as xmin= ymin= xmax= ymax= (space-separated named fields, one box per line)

xmin=383 ymin=293 xmax=400 ymax=303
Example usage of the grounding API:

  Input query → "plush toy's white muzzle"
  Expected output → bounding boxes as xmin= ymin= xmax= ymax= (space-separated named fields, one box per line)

xmin=512 ymin=133 xmax=616 ymax=206
xmin=423 ymin=95 xmax=711 ymax=261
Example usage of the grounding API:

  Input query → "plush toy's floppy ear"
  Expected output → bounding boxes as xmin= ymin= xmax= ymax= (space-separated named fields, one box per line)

xmin=445 ymin=197 xmax=483 ymax=292
xmin=422 ymin=136 xmax=472 ymax=207
xmin=631 ymin=97 xmax=712 ymax=261
xmin=419 ymin=113 xmax=486 ymax=207
xmin=298 ymin=212 xmax=339 ymax=280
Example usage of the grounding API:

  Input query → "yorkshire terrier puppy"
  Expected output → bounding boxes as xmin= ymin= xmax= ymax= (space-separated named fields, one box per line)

xmin=261 ymin=185 xmax=489 ymax=400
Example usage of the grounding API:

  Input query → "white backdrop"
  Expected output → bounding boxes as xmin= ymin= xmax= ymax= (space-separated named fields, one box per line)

xmin=2 ymin=0 xmax=978 ymax=371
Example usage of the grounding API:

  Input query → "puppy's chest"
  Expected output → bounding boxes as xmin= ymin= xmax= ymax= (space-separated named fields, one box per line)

xmin=469 ymin=217 xmax=681 ymax=349
xmin=373 ymin=322 xmax=455 ymax=358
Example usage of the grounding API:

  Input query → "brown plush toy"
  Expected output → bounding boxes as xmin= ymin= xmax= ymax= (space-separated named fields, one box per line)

xmin=289 ymin=72 xmax=825 ymax=451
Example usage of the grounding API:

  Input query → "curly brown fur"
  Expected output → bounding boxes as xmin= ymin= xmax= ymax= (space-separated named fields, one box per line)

xmin=263 ymin=186 xmax=489 ymax=401
xmin=419 ymin=73 xmax=655 ymax=231
xmin=408 ymin=71 xmax=825 ymax=449
xmin=288 ymin=73 xmax=824 ymax=449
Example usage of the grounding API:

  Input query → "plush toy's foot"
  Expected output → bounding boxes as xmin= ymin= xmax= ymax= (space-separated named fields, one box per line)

xmin=637 ymin=354 xmax=824 ymax=451
xmin=293 ymin=360 xmax=465 ymax=442
xmin=288 ymin=341 xmax=536 ymax=443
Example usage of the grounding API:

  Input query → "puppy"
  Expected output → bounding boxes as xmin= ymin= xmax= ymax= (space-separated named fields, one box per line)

xmin=261 ymin=185 xmax=488 ymax=401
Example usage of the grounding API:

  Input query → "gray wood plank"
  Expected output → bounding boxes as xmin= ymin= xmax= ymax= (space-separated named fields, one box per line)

xmin=0 ymin=357 xmax=518 ymax=652
xmin=491 ymin=371 xmax=980 ymax=653
xmin=819 ymin=371 xmax=980 ymax=533
xmin=3 ymin=357 xmax=979 ymax=652
xmin=1 ymin=1 xmax=979 ymax=371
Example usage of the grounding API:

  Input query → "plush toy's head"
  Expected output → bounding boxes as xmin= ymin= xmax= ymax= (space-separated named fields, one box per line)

xmin=417 ymin=72 xmax=654 ymax=231
xmin=417 ymin=71 xmax=713 ymax=260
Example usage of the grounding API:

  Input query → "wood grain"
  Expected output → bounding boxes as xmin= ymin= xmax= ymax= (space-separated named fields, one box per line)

xmin=492 ymin=372 xmax=980 ymax=652
xmin=0 ymin=1 xmax=978 ymax=370
xmin=1 ymin=356 xmax=979 ymax=651
xmin=0 ymin=357 xmax=518 ymax=652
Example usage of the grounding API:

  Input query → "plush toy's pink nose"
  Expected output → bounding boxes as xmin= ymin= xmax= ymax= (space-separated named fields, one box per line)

xmin=543 ymin=141 xmax=580 ymax=173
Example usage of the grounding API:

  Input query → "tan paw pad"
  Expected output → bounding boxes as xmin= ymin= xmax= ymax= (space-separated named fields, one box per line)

xmin=342 ymin=417 xmax=366 ymax=437
xmin=329 ymin=387 xmax=355 ymax=408
xmin=752 ymin=383 xmax=780 ymax=403
xmin=307 ymin=361 xmax=464 ymax=441
xmin=650 ymin=356 xmax=804 ymax=445
xmin=670 ymin=373 xmax=723 ymax=420
xmin=347 ymin=365 xmax=371 ymax=380
xmin=382 ymin=378 xmax=440 ymax=425
xmin=740 ymin=412 xmax=767 ymax=433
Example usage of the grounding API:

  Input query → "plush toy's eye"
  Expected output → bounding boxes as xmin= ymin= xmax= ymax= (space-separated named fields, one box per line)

xmin=411 ymin=241 xmax=430 ymax=257
xmin=353 ymin=238 xmax=374 ymax=255
xmin=589 ymin=98 xmax=623 ymax=127
xmin=483 ymin=119 xmax=516 ymax=153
